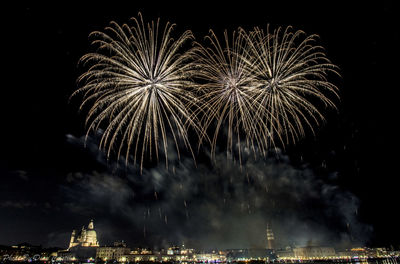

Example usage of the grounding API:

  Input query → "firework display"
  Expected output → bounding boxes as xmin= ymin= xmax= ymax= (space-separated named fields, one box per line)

xmin=244 ymin=26 xmax=339 ymax=148
xmin=189 ymin=25 xmax=339 ymax=160
xmin=72 ymin=13 xmax=200 ymax=170
xmin=192 ymin=29 xmax=264 ymax=160
xmin=73 ymin=14 xmax=339 ymax=167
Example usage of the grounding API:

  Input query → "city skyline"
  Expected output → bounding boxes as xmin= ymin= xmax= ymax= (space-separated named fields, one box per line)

xmin=1 ymin=1 xmax=399 ymax=251
xmin=1 ymin=219 xmax=399 ymax=263
xmin=3 ymin=219 xmax=400 ymax=252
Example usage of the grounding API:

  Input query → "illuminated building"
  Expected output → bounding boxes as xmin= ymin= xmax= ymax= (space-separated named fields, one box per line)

xmin=57 ymin=220 xmax=99 ymax=261
xmin=68 ymin=219 xmax=99 ymax=249
xmin=194 ymin=252 xmax=226 ymax=262
xmin=337 ymin=247 xmax=397 ymax=258
xmin=293 ymin=246 xmax=336 ymax=259
xmin=276 ymin=246 xmax=295 ymax=259
xmin=123 ymin=248 xmax=159 ymax=262
xmin=96 ymin=243 xmax=130 ymax=262
xmin=167 ymin=246 xmax=180 ymax=255
xmin=123 ymin=252 xmax=159 ymax=262
xmin=130 ymin=248 xmax=153 ymax=255
xmin=337 ymin=247 xmax=372 ymax=258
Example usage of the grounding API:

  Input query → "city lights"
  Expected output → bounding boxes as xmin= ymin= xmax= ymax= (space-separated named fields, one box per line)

xmin=2 ymin=220 xmax=399 ymax=263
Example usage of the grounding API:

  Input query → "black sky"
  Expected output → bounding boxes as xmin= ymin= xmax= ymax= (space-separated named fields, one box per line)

xmin=1 ymin=1 xmax=398 ymax=249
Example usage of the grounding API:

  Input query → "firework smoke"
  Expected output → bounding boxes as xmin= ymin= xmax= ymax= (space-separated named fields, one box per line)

xmin=60 ymin=134 xmax=370 ymax=250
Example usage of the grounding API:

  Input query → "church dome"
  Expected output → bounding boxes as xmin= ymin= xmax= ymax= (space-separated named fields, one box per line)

xmin=85 ymin=220 xmax=98 ymax=246
xmin=86 ymin=229 xmax=97 ymax=238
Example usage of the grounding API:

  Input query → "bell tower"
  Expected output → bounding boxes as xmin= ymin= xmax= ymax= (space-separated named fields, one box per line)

xmin=266 ymin=223 xmax=275 ymax=250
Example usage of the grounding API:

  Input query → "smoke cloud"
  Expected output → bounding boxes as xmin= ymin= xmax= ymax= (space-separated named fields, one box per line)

xmin=61 ymin=133 xmax=372 ymax=250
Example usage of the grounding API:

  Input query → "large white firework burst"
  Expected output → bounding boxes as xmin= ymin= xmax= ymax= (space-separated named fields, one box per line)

xmin=193 ymin=26 xmax=339 ymax=160
xmin=73 ymin=13 xmax=200 ymax=170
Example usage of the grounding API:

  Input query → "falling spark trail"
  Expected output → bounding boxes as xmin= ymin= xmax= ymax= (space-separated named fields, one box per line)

xmin=158 ymin=207 xmax=162 ymax=219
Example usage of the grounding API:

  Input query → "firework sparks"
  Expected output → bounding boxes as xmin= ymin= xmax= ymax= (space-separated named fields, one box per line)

xmin=73 ymin=14 xmax=339 ymax=168
xmin=193 ymin=26 xmax=339 ymax=160
xmin=246 ymin=26 xmax=340 ymax=146
xmin=192 ymin=29 xmax=265 ymax=160
xmin=72 ymin=13 xmax=200 ymax=171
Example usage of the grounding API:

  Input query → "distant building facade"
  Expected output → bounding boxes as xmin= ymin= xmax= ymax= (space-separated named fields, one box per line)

xmin=276 ymin=247 xmax=295 ymax=259
xmin=123 ymin=250 xmax=159 ymax=262
xmin=96 ymin=246 xmax=130 ymax=261
xmin=293 ymin=246 xmax=336 ymax=259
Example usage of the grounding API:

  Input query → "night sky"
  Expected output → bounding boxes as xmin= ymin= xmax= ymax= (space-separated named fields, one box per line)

xmin=1 ymin=1 xmax=398 ymax=250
